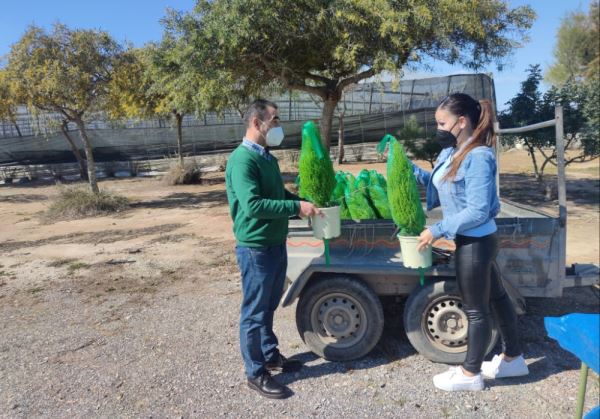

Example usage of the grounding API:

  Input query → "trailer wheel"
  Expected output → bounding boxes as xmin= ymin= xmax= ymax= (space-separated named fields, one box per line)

xmin=403 ymin=280 xmax=499 ymax=364
xmin=296 ymin=275 xmax=384 ymax=361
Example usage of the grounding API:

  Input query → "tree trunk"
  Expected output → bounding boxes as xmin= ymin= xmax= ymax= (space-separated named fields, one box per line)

xmin=11 ymin=119 xmax=22 ymax=137
xmin=337 ymin=109 xmax=346 ymax=164
xmin=539 ymin=154 xmax=557 ymax=200
xmin=74 ymin=118 xmax=99 ymax=194
xmin=320 ymin=94 xmax=340 ymax=151
xmin=60 ymin=121 xmax=88 ymax=181
xmin=539 ymin=154 xmax=553 ymax=180
xmin=524 ymin=141 xmax=542 ymax=182
xmin=175 ymin=112 xmax=184 ymax=166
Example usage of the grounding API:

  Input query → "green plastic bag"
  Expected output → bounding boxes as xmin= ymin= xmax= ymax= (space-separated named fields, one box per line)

xmin=365 ymin=169 xmax=391 ymax=218
xmin=354 ymin=168 xmax=391 ymax=219
xmin=355 ymin=169 xmax=371 ymax=192
xmin=339 ymin=200 xmax=352 ymax=220
xmin=368 ymin=184 xmax=392 ymax=219
xmin=331 ymin=172 xmax=352 ymax=219
xmin=369 ymin=170 xmax=387 ymax=189
xmin=331 ymin=171 xmax=346 ymax=203
xmin=344 ymin=173 xmax=377 ymax=220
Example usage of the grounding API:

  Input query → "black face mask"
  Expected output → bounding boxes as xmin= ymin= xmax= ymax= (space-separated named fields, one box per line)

xmin=435 ymin=121 xmax=459 ymax=149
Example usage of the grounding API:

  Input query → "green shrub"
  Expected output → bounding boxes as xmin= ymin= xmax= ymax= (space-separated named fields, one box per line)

xmin=45 ymin=186 xmax=129 ymax=220
xmin=162 ymin=160 xmax=202 ymax=185
xmin=386 ymin=135 xmax=426 ymax=236
xmin=298 ymin=121 xmax=336 ymax=207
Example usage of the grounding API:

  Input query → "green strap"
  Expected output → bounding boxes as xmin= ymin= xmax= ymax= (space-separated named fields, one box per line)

xmin=324 ymin=238 xmax=330 ymax=265
xmin=419 ymin=267 xmax=425 ymax=286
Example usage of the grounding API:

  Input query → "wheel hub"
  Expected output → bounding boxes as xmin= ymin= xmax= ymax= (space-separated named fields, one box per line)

xmin=425 ymin=297 xmax=468 ymax=353
xmin=310 ymin=293 xmax=367 ymax=349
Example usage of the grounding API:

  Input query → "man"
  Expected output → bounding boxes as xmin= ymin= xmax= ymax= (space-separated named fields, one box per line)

xmin=225 ymin=99 xmax=320 ymax=399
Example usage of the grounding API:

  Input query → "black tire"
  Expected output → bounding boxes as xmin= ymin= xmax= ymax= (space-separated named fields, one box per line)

xmin=403 ymin=279 xmax=499 ymax=364
xmin=296 ymin=275 xmax=384 ymax=361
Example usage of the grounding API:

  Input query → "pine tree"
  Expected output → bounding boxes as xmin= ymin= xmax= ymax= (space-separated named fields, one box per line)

xmin=298 ymin=121 xmax=336 ymax=208
xmin=386 ymin=136 xmax=426 ymax=236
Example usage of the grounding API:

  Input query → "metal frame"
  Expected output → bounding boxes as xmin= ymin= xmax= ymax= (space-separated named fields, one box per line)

xmin=495 ymin=106 xmax=567 ymax=289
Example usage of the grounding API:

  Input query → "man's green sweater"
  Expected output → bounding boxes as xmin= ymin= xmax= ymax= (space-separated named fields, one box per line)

xmin=225 ymin=143 xmax=300 ymax=247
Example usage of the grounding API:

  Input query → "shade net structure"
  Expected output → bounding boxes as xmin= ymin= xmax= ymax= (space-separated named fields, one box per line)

xmin=0 ymin=74 xmax=495 ymax=166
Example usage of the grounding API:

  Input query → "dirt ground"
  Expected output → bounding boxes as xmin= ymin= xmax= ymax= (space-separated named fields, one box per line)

xmin=0 ymin=148 xmax=598 ymax=417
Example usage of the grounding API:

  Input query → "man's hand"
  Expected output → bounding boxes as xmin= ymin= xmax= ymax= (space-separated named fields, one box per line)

xmin=298 ymin=201 xmax=321 ymax=218
xmin=416 ymin=228 xmax=434 ymax=251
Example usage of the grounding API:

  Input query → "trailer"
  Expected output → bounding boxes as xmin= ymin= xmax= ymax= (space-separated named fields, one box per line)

xmin=283 ymin=106 xmax=599 ymax=364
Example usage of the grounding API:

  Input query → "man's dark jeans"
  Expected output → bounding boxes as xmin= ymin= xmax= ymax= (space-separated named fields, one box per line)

xmin=235 ymin=243 xmax=287 ymax=379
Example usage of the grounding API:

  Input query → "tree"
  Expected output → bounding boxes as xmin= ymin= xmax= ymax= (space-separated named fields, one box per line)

xmin=3 ymin=65 xmax=89 ymax=180
xmin=6 ymin=24 xmax=124 ymax=194
xmin=298 ymin=121 xmax=336 ymax=208
xmin=397 ymin=115 xmax=441 ymax=168
xmin=107 ymin=27 xmax=201 ymax=167
xmin=499 ymin=64 xmax=545 ymax=180
xmin=386 ymin=136 xmax=425 ymax=236
xmin=536 ymin=80 xmax=598 ymax=172
xmin=177 ymin=0 xmax=535 ymax=150
xmin=500 ymin=65 xmax=599 ymax=197
xmin=0 ymin=68 xmax=22 ymax=137
xmin=146 ymin=30 xmax=199 ymax=166
xmin=546 ymin=1 xmax=599 ymax=85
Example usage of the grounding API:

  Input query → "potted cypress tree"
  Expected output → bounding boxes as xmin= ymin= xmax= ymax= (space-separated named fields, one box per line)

xmin=298 ymin=121 xmax=340 ymax=240
xmin=384 ymin=134 xmax=432 ymax=269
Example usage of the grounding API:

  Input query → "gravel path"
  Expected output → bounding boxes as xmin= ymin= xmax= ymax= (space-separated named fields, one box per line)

xmin=1 ymin=249 xmax=598 ymax=418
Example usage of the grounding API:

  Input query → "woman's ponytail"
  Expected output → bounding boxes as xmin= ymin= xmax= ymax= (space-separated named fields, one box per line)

xmin=472 ymin=100 xmax=496 ymax=147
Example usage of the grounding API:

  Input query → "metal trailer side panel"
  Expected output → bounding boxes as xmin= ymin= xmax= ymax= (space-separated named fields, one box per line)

xmin=495 ymin=217 xmax=562 ymax=297
xmin=285 ymin=199 xmax=564 ymax=305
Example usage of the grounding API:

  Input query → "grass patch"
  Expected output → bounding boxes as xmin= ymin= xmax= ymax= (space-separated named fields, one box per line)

xmin=28 ymin=287 xmax=44 ymax=294
xmin=47 ymin=258 xmax=78 ymax=268
xmin=568 ymin=165 xmax=600 ymax=176
xmin=45 ymin=186 xmax=129 ymax=220
xmin=67 ymin=261 xmax=90 ymax=273
xmin=162 ymin=161 xmax=202 ymax=185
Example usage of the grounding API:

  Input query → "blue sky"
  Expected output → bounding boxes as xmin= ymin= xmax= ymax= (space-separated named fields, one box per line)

xmin=0 ymin=0 xmax=594 ymax=111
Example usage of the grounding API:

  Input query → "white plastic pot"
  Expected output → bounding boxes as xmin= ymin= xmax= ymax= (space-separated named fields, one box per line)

xmin=310 ymin=206 xmax=341 ymax=240
xmin=398 ymin=235 xmax=432 ymax=269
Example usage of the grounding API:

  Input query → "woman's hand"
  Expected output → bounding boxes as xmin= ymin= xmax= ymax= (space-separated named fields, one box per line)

xmin=416 ymin=228 xmax=434 ymax=252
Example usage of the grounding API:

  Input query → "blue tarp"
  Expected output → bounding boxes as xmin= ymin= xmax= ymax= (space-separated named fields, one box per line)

xmin=544 ymin=313 xmax=600 ymax=374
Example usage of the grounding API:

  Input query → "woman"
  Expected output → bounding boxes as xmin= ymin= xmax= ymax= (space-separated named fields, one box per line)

xmin=412 ymin=93 xmax=529 ymax=392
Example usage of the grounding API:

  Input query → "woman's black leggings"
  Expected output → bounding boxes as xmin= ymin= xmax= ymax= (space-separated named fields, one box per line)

xmin=455 ymin=233 xmax=522 ymax=374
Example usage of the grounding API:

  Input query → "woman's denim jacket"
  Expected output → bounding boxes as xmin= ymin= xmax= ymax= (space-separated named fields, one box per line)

xmin=412 ymin=145 xmax=500 ymax=240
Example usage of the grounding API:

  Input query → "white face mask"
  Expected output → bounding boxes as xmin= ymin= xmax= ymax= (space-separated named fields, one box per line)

xmin=265 ymin=126 xmax=285 ymax=147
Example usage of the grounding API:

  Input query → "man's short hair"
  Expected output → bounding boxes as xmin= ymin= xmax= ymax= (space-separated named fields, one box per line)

xmin=243 ymin=99 xmax=278 ymax=128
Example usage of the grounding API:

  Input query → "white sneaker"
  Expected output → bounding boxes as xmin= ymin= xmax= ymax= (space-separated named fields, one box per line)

xmin=481 ymin=354 xmax=529 ymax=379
xmin=433 ymin=366 xmax=484 ymax=392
